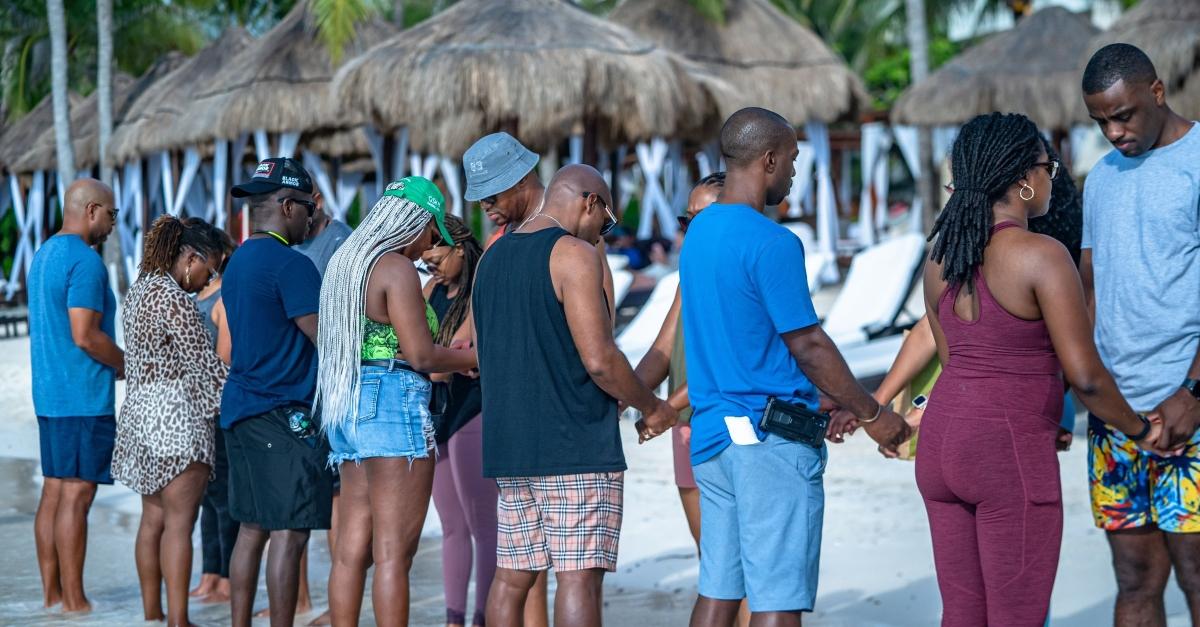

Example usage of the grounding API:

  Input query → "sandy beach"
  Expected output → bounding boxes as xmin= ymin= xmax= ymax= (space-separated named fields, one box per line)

xmin=0 ymin=332 xmax=1192 ymax=625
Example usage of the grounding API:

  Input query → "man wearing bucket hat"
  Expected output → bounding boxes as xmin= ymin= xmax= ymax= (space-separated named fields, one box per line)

xmin=316 ymin=176 xmax=476 ymax=625
xmin=219 ymin=157 xmax=334 ymax=627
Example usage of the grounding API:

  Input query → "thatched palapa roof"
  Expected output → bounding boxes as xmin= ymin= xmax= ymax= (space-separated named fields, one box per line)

xmin=333 ymin=0 xmax=722 ymax=158
xmin=172 ymin=2 xmax=395 ymax=149
xmin=1085 ymin=0 xmax=1200 ymax=119
xmin=892 ymin=7 xmax=1097 ymax=130
xmin=610 ymin=0 xmax=867 ymax=124
xmin=0 ymin=92 xmax=83 ymax=173
xmin=109 ymin=27 xmax=253 ymax=163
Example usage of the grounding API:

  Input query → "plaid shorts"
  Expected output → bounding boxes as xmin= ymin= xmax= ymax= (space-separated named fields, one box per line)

xmin=495 ymin=472 xmax=624 ymax=572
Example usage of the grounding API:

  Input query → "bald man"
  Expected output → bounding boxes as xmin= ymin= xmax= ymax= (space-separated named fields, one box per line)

xmin=27 ymin=178 xmax=124 ymax=613
xmin=472 ymin=164 xmax=676 ymax=627
xmin=680 ymin=108 xmax=910 ymax=626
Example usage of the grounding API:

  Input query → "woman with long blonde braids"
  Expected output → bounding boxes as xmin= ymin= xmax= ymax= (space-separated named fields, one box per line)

xmin=317 ymin=177 xmax=477 ymax=626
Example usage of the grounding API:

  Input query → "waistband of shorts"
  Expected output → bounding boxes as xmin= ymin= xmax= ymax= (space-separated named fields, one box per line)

xmin=361 ymin=359 xmax=427 ymax=378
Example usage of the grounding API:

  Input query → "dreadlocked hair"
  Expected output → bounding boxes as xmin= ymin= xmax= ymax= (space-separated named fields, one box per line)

xmin=1029 ymin=138 xmax=1082 ymax=267
xmin=314 ymin=182 xmax=435 ymax=432
xmin=434 ymin=215 xmax=483 ymax=346
xmin=698 ymin=171 xmax=726 ymax=188
xmin=928 ymin=112 xmax=1041 ymax=292
xmin=139 ymin=215 xmax=223 ymax=275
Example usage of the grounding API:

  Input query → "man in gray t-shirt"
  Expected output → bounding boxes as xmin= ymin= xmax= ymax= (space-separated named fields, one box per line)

xmin=1081 ymin=43 xmax=1200 ymax=625
xmin=295 ymin=192 xmax=353 ymax=276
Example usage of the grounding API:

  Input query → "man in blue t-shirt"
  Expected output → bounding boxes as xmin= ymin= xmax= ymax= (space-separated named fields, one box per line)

xmin=680 ymin=108 xmax=910 ymax=625
xmin=220 ymin=158 xmax=332 ymax=627
xmin=1080 ymin=44 xmax=1200 ymax=625
xmin=27 ymin=178 xmax=123 ymax=613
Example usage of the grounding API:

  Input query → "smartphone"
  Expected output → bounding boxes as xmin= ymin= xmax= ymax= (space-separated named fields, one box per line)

xmin=912 ymin=394 xmax=929 ymax=410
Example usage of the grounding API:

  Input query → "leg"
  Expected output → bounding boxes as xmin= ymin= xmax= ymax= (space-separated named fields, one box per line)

xmin=553 ymin=569 xmax=605 ymax=627
xmin=136 ymin=493 xmax=166 ymax=621
xmin=449 ymin=418 xmax=499 ymax=626
xmin=264 ymin=529 xmax=311 ymax=627
xmin=523 ymin=572 xmax=549 ymax=627
xmin=1165 ymin=532 xmax=1200 ymax=624
xmin=229 ymin=523 xmax=269 ymax=627
xmin=1108 ymin=528 xmax=1171 ymax=627
xmin=487 ymin=568 xmax=541 ymax=627
xmin=328 ymin=463 xmax=373 ymax=626
xmin=433 ymin=447 xmax=472 ymax=626
xmin=193 ymin=490 xmax=220 ymax=597
xmin=679 ymin=487 xmax=701 ymax=550
xmin=55 ymin=478 xmax=98 ymax=612
xmin=160 ymin=463 xmax=209 ymax=627
xmin=306 ymin=489 xmax=339 ymax=627
xmin=35 ymin=478 xmax=63 ymax=608
xmin=690 ymin=454 xmax=745 ymax=627
xmin=366 ymin=456 xmax=435 ymax=627
xmin=296 ymin=547 xmax=312 ymax=613
xmin=206 ymin=429 xmax=239 ymax=603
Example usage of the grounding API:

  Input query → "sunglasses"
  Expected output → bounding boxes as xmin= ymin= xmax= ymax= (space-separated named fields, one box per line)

xmin=279 ymin=196 xmax=317 ymax=217
xmin=1033 ymin=160 xmax=1060 ymax=180
xmin=582 ymin=191 xmax=617 ymax=236
xmin=480 ymin=194 xmax=498 ymax=207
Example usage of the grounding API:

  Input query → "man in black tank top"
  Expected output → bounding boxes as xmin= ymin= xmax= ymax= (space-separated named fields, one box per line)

xmin=472 ymin=164 xmax=677 ymax=626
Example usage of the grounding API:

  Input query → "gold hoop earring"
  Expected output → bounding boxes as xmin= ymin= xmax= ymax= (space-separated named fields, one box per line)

xmin=1019 ymin=182 xmax=1035 ymax=202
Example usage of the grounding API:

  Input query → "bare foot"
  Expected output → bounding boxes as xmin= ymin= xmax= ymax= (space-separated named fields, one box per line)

xmin=190 ymin=573 xmax=218 ymax=598
xmin=254 ymin=607 xmax=271 ymax=618
xmin=254 ymin=596 xmax=313 ymax=618
xmin=62 ymin=599 xmax=93 ymax=614
xmin=43 ymin=592 xmax=62 ymax=609
xmin=307 ymin=609 xmax=332 ymax=626
xmin=143 ymin=615 xmax=165 ymax=622
xmin=201 ymin=588 xmax=230 ymax=604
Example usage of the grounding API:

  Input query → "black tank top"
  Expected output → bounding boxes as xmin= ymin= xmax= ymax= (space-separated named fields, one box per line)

xmin=428 ymin=283 xmax=482 ymax=443
xmin=472 ymin=227 xmax=625 ymax=477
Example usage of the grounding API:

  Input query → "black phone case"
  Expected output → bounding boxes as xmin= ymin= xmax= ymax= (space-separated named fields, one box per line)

xmin=759 ymin=397 xmax=830 ymax=448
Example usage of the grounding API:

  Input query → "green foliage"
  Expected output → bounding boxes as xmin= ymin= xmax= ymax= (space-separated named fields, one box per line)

xmin=310 ymin=0 xmax=385 ymax=65
xmin=864 ymin=35 xmax=961 ymax=109
xmin=0 ymin=209 xmax=16 ymax=278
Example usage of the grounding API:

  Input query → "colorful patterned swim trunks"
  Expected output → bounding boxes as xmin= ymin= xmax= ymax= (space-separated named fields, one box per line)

xmin=1088 ymin=414 xmax=1200 ymax=533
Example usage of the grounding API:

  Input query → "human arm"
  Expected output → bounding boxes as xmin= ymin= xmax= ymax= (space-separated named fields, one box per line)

xmin=379 ymin=254 xmax=476 ymax=374
xmin=1080 ymin=249 xmax=1095 ymax=326
xmin=872 ymin=315 xmax=937 ymax=406
xmin=632 ymin=286 xmax=681 ymax=389
xmin=1151 ymin=350 xmax=1200 ymax=449
xmin=213 ymin=297 xmax=231 ymax=365
xmin=69 ymin=308 xmax=125 ymax=376
xmin=163 ymin=286 xmax=228 ymax=408
xmin=553 ymin=237 xmax=675 ymax=439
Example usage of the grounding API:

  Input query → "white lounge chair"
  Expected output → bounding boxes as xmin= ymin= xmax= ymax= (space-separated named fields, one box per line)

xmin=617 ymin=271 xmax=679 ymax=365
xmin=612 ymin=268 xmax=635 ymax=310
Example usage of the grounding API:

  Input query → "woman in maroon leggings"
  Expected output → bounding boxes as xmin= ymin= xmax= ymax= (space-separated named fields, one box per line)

xmin=918 ymin=112 xmax=1165 ymax=626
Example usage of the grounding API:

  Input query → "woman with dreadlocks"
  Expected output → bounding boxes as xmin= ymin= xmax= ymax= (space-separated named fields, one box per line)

xmin=317 ymin=177 xmax=477 ymax=627
xmin=420 ymin=215 xmax=494 ymax=627
xmin=915 ymin=112 xmax=1165 ymax=626
xmin=113 ymin=215 xmax=227 ymax=626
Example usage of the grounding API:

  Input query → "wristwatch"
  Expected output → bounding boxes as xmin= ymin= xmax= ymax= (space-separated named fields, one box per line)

xmin=1127 ymin=414 xmax=1152 ymax=442
xmin=1183 ymin=378 xmax=1200 ymax=401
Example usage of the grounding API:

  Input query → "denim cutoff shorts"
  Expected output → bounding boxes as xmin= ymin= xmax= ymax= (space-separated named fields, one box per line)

xmin=327 ymin=363 xmax=434 ymax=466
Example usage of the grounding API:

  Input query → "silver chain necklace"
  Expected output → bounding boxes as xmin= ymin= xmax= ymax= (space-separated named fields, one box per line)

xmin=523 ymin=212 xmax=566 ymax=232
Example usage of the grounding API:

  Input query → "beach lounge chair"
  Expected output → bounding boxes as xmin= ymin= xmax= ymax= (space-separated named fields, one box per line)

xmin=612 ymin=268 xmax=635 ymax=309
xmin=616 ymin=270 xmax=679 ymax=365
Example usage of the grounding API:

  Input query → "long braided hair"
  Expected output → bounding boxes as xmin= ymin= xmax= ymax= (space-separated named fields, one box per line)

xmin=1029 ymin=138 xmax=1082 ymax=267
xmin=315 ymin=182 xmax=436 ymax=431
xmin=928 ymin=112 xmax=1042 ymax=291
xmin=434 ymin=215 xmax=482 ymax=346
xmin=139 ymin=215 xmax=223 ymax=275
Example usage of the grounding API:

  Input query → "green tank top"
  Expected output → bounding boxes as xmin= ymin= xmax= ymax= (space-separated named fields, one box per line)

xmin=668 ymin=319 xmax=693 ymax=424
xmin=359 ymin=302 xmax=440 ymax=360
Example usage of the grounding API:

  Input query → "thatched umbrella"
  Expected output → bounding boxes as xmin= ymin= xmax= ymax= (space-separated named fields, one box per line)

xmin=0 ymin=93 xmax=82 ymax=173
xmin=332 ymin=0 xmax=722 ymax=157
xmin=892 ymin=7 xmax=1098 ymax=130
xmin=609 ymin=0 xmax=867 ymax=124
xmin=13 ymin=54 xmax=186 ymax=174
xmin=1085 ymin=0 xmax=1200 ymax=119
xmin=109 ymin=28 xmax=253 ymax=164
xmin=173 ymin=2 xmax=395 ymax=148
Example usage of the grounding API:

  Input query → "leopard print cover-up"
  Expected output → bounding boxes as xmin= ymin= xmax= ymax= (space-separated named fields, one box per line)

xmin=113 ymin=273 xmax=228 ymax=495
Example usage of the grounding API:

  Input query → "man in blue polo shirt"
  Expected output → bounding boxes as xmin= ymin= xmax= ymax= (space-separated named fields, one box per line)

xmin=680 ymin=108 xmax=910 ymax=626
xmin=27 ymin=178 xmax=123 ymax=613
xmin=220 ymin=158 xmax=332 ymax=627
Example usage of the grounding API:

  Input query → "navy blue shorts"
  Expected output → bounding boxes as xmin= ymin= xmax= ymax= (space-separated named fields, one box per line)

xmin=37 ymin=415 xmax=116 ymax=484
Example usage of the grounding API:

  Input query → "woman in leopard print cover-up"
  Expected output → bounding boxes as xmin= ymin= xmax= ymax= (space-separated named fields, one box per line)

xmin=113 ymin=215 xmax=227 ymax=626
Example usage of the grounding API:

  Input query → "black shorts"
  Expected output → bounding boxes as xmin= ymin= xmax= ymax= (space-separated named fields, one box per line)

xmin=224 ymin=409 xmax=333 ymax=531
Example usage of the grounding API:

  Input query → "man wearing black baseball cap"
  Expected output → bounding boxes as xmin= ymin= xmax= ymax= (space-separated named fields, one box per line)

xmin=220 ymin=157 xmax=332 ymax=627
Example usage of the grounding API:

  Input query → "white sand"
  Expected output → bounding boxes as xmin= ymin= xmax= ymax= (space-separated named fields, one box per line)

xmin=2 ymin=334 xmax=1193 ymax=625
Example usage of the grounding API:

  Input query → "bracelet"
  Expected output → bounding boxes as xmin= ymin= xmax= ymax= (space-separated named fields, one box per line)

xmin=1126 ymin=414 xmax=1152 ymax=442
xmin=858 ymin=402 xmax=883 ymax=424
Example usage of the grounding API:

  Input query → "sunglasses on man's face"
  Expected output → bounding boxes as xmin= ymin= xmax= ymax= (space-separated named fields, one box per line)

xmin=582 ymin=192 xmax=617 ymax=236
xmin=279 ymin=196 xmax=317 ymax=217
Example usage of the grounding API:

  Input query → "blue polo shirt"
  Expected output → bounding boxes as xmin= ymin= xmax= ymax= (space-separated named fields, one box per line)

xmin=679 ymin=203 xmax=820 ymax=465
xmin=219 ymin=238 xmax=321 ymax=429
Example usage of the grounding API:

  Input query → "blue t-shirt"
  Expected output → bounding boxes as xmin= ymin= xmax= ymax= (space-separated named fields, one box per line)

xmin=28 ymin=234 xmax=117 ymax=417
xmin=679 ymin=203 xmax=820 ymax=464
xmin=1082 ymin=122 xmax=1200 ymax=410
xmin=219 ymin=238 xmax=321 ymax=429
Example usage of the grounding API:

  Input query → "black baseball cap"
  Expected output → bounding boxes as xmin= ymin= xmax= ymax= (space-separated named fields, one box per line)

xmin=231 ymin=157 xmax=314 ymax=198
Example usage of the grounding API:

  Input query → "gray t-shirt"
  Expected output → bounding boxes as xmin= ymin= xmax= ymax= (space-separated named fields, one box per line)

xmin=1082 ymin=122 xmax=1200 ymax=410
xmin=295 ymin=219 xmax=353 ymax=277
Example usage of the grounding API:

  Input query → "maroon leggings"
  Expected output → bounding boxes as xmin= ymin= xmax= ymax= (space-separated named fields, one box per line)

xmin=432 ymin=415 xmax=497 ymax=626
xmin=916 ymin=404 xmax=1063 ymax=626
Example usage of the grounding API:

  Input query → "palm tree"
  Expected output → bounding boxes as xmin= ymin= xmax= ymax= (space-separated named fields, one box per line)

xmin=97 ymin=0 xmax=113 ymax=184
xmin=46 ymin=0 xmax=74 ymax=183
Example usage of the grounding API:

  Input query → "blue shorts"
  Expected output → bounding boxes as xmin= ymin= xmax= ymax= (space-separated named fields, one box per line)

xmin=37 ymin=415 xmax=116 ymax=484
xmin=327 ymin=364 xmax=434 ymax=466
xmin=693 ymin=434 xmax=827 ymax=613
